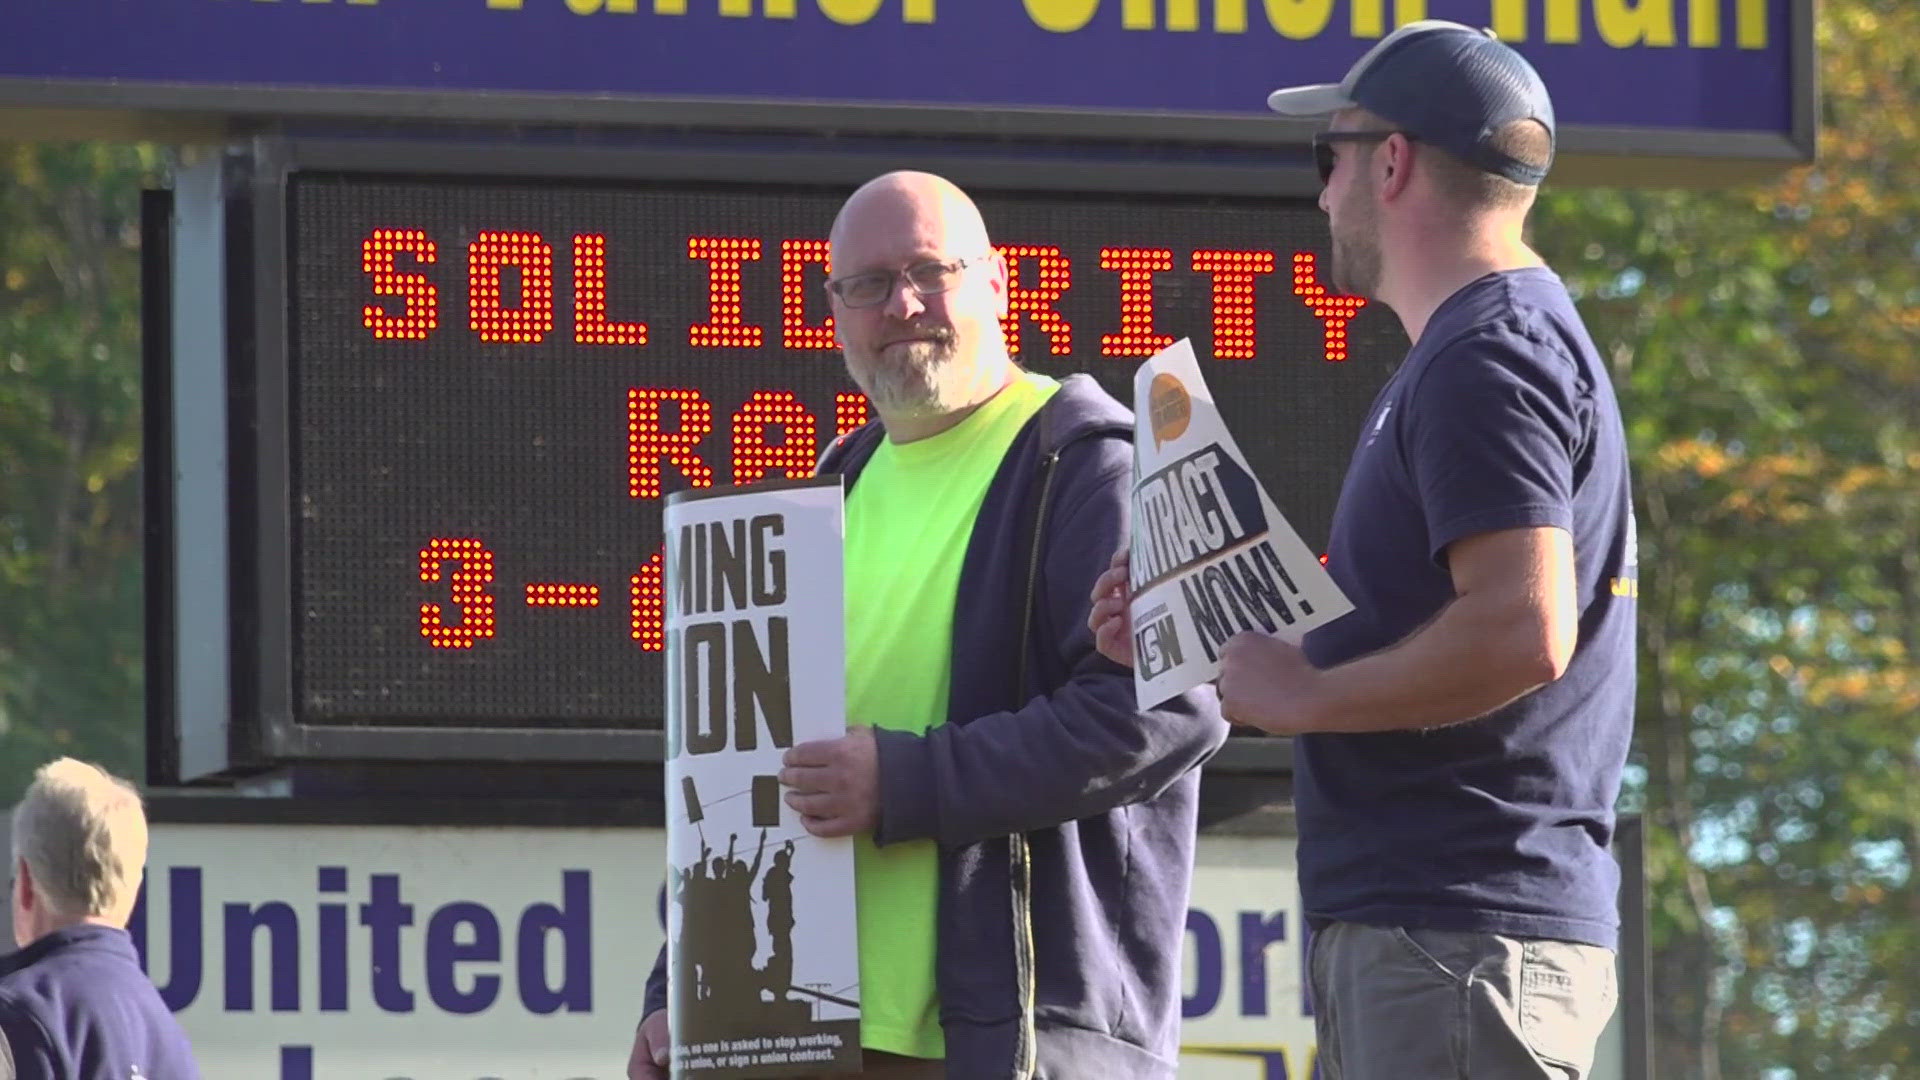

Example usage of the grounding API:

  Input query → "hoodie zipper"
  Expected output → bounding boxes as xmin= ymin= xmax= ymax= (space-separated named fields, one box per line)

xmin=1009 ymin=445 xmax=1063 ymax=1080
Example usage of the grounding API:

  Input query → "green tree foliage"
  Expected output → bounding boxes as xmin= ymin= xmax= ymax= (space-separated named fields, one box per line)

xmin=1535 ymin=1 xmax=1919 ymax=1075
xmin=0 ymin=144 xmax=162 ymax=804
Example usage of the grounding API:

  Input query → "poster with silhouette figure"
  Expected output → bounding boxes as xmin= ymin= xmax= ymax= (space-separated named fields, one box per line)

xmin=1127 ymin=338 xmax=1353 ymax=709
xmin=663 ymin=476 xmax=861 ymax=1078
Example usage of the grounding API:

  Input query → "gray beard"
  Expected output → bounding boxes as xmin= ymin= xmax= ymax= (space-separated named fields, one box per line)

xmin=851 ymin=341 xmax=964 ymax=417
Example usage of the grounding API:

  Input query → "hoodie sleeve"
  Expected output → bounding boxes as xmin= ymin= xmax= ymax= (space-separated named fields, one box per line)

xmin=871 ymin=434 xmax=1228 ymax=848
xmin=642 ymin=942 xmax=667 ymax=1022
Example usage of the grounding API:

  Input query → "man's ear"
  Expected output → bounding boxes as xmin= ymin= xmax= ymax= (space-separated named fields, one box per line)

xmin=1379 ymin=134 xmax=1417 ymax=200
xmin=14 ymin=856 xmax=34 ymax=913
xmin=988 ymin=247 xmax=1011 ymax=319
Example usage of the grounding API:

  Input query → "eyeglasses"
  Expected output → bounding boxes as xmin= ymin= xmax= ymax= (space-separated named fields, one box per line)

xmin=1312 ymin=130 xmax=1413 ymax=186
xmin=824 ymin=255 xmax=988 ymax=309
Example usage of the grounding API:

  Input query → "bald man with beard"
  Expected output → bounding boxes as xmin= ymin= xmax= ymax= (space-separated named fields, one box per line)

xmin=629 ymin=172 xmax=1226 ymax=1080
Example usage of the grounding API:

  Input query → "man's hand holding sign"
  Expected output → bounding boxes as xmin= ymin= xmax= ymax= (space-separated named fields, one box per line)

xmin=1090 ymin=492 xmax=1580 ymax=736
xmin=780 ymin=725 xmax=881 ymax=838
xmin=1089 ymin=516 xmax=1337 ymax=735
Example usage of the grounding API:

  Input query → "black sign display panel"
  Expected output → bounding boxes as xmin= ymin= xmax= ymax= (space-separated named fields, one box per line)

xmin=287 ymin=174 xmax=1403 ymax=729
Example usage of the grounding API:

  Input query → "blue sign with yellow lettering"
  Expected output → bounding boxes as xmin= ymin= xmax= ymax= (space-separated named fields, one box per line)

xmin=2 ymin=1 xmax=1807 ymax=154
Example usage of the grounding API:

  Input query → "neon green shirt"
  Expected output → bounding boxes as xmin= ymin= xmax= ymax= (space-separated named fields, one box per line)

xmin=844 ymin=371 xmax=1060 ymax=1058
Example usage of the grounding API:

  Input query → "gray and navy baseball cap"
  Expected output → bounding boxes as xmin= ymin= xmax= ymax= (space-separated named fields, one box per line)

xmin=1266 ymin=20 xmax=1556 ymax=185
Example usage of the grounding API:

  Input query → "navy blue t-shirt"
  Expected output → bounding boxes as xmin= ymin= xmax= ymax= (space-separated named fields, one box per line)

xmin=1299 ymin=267 xmax=1637 ymax=950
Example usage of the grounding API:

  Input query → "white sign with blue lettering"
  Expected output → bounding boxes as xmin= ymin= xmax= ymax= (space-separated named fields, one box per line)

xmin=124 ymin=824 xmax=1325 ymax=1079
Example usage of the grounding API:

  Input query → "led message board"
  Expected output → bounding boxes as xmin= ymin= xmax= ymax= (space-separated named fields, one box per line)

xmin=279 ymin=173 xmax=1404 ymax=732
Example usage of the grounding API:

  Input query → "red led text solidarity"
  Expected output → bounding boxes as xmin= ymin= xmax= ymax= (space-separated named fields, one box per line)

xmin=997 ymin=243 xmax=1073 ymax=356
xmin=1100 ymin=247 xmax=1177 ymax=357
xmin=362 ymin=230 xmax=439 ymax=339
xmin=1191 ymin=249 xmax=1276 ymax=360
xmin=781 ymin=239 xmax=836 ymax=350
xmin=575 ymin=234 xmax=648 ymax=346
xmin=1292 ymin=253 xmax=1367 ymax=362
xmin=688 ymin=236 xmax=765 ymax=347
xmin=360 ymin=229 xmax=1365 ymax=362
xmin=470 ymin=231 xmax=556 ymax=343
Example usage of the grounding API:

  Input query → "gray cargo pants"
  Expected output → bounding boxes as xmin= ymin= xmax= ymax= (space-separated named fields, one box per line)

xmin=1308 ymin=921 xmax=1618 ymax=1080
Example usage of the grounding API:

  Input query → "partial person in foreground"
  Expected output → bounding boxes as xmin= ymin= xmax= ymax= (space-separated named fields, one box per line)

xmin=630 ymin=170 xmax=1227 ymax=1080
xmin=1092 ymin=21 xmax=1636 ymax=1080
xmin=2 ymin=758 xmax=202 ymax=1079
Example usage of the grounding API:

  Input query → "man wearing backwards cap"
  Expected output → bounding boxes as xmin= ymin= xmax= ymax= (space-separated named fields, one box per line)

xmin=1091 ymin=20 xmax=1637 ymax=1080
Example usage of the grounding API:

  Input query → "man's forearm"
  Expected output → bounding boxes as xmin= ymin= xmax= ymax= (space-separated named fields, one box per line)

xmin=874 ymin=673 xmax=1224 ymax=848
xmin=1316 ymin=591 xmax=1566 ymax=734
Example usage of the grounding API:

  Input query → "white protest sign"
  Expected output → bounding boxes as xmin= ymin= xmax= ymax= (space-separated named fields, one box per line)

xmin=663 ymin=477 xmax=861 ymax=1078
xmin=1128 ymin=339 xmax=1353 ymax=709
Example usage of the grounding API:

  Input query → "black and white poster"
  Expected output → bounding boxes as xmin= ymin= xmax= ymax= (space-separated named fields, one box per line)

xmin=663 ymin=477 xmax=861 ymax=1078
xmin=1128 ymin=339 xmax=1354 ymax=709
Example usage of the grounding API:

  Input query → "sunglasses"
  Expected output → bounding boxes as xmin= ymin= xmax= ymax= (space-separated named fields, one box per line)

xmin=1312 ymin=130 xmax=1413 ymax=185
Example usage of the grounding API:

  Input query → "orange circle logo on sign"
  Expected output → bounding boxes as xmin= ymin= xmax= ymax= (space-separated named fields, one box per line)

xmin=1148 ymin=373 xmax=1191 ymax=448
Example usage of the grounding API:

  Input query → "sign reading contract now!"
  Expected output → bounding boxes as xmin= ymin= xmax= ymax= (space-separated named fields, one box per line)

xmin=1127 ymin=339 xmax=1353 ymax=708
